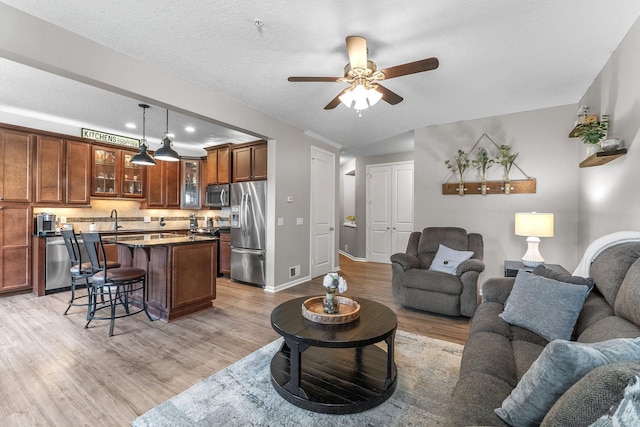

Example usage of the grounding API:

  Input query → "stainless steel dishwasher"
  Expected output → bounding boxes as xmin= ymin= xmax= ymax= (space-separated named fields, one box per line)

xmin=45 ymin=235 xmax=89 ymax=293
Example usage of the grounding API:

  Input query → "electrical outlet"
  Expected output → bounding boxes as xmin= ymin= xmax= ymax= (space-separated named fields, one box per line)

xmin=59 ymin=216 xmax=67 ymax=223
xmin=144 ymin=216 xmax=151 ymax=223
xmin=345 ymin=244 xmax=349 ymax=252
xmin=277 ymin=217 xmax=284 ymax=226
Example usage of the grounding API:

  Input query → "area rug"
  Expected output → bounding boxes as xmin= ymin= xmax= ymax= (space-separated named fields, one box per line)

xmin=131 ymin=330 xmax=463 ymax=426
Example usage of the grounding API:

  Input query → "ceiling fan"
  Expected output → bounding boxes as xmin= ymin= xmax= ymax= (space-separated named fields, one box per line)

xmin=288 ymin=36 xmax=439 ymax=111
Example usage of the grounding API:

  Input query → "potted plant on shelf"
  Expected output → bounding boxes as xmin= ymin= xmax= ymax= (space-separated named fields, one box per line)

xmin=445 ymin=149 xmax=470 ymax=196
xmin=495 ymin=145 xmax=518 ymax=195
xmin=472 ymin=148 xmax=495 ymax=195
xmin=574 ymin=120 xmax=608 ymax=156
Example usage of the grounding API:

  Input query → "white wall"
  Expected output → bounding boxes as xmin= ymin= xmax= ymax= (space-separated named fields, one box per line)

xmin=576 ymin=16 xmax=640 ymax=253
xmin=414 ymin=104 xmax=580 ymax=280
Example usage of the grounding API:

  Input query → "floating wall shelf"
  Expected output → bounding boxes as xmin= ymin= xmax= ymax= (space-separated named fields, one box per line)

xmin=442 ymin=178 xmax=536 ymax=195
xmin=579 ymin=149 xmax=627 ymax=168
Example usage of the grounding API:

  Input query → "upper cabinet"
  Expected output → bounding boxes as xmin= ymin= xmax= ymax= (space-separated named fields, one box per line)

xmin=144 ymin=160 xmax=180 ymax=209
xmin=205 ymin=144 xmax=230 ymax=184
xmin=34 ymin=135 xmax=64 ymax=204
xmin=0 ymin=128 xmax=33 ymax=203
xmin=91 ymin=145 xmax=144 ymax=198
xmin=231 ymin=141 xmax=267 ymax=182
xmin=65 ymin=140 xmax=91 ymax=205
xmin=181 ymin=158 xmax=201 ymax=209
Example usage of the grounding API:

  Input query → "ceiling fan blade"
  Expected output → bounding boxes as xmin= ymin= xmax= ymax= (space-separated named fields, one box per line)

xmin=324 ymin=88 xmax=349 ymax=110
xmin=288 ymin=76 xmax=341 ymax=82
xmin=346 ymin=36 xmax=368 ymax=70
xmin=376 ymin=84 xmax=403 ymax=105
xmin=379 ymin=57 xmax=439 ymax=80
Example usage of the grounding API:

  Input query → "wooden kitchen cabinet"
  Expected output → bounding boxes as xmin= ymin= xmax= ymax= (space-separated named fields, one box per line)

xmin=144 ymin=159 xmax=180 ymax=208
xmin=205 ymin=144 xmax=230 ymax=184
xmin=219 ymin=231 xmax=230 ymax=276
xmin=34 ymin=135 xmax=64 ymax=204
xmin=0 ymin=204 xmax=32 ymax=293
xmin=0 ymin=128 xmax=33 ymax=203
xmin=65 ymin=140 xmax=91 ymax=205
xmin=92 ymin=145 xmax=145 ymax=198
xmin=181 ymin=158 xmax=201 ymax=209
xmin=231 ymin=141 xmax=267 ymax=182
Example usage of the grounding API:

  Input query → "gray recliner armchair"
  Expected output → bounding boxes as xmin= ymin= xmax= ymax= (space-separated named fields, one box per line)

xmin=390 ymin=227 xmax=485 ymax=317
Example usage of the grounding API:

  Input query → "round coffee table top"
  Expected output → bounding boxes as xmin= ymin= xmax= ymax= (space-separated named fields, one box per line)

xmin=271 ymin=296 xmax=397 ymax=348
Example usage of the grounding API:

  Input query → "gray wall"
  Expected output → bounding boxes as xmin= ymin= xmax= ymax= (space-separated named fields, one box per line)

xmin=414 ymin=104 xmax=580 ymax=280
xmin=576 ymin=15 xmax=640 ymax=253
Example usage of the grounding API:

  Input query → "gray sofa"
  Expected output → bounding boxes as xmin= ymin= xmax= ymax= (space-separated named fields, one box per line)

xmin=447 ymin=242 xmax=640 ymax=426
xmin=390 ymin=227 xmax=485 ymax=317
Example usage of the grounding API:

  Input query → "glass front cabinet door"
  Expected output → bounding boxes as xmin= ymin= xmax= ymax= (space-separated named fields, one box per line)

xmin=122 ymin=152 xmax=145 ymax=198
xmin=181 ymin=159 xmax=201 ymax=209
xmin=92 ymin=146 xmax=118 ymax=196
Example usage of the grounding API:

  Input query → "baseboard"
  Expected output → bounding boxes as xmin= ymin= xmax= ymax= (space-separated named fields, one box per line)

xmin=339 ymin=250 xmax=367 ymax=262
xmin=264 ymin=275 xmax=312 ymax=293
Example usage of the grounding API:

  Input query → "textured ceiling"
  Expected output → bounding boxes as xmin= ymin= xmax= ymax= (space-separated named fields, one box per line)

xmin=2 ymin=1 xmax=640 ymax=159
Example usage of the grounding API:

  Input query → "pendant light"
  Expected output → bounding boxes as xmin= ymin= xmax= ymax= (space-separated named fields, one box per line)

xmin=131 ymin=104 xmax=156 ymax=166
xmin=154 ymin=109 xmax=180 ymax=162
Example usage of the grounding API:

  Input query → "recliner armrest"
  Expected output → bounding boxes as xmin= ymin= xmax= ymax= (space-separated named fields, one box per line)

xmin=390 ymin=253 xmax=420 ymax=271
xmin=482 ymin=277 xmax=516 ymax=304
xmin=456 ymin=259 xmax=485 ymax=276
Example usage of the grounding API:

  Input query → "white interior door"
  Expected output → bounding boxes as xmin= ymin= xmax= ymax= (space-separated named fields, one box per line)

xmin=310 ymin=147 xmax=335 ymax=278
xmin=366 ymin=162 xmax=414 ymax=263
xmin=392 ymin=163 xmax=414 ymax=254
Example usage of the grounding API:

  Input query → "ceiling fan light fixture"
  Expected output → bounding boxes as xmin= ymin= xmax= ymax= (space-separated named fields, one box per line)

xmin=339 ymin=84 xmax=382 ymax=110
xmin=131 ymin=103 xmax=156 ymax=166
xmin=154 ymin=109 xmax=180 ymax=162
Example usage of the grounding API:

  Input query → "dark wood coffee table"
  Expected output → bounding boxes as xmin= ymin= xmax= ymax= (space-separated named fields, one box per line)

xmin=270 ymin=296 xmax=397 ymax=414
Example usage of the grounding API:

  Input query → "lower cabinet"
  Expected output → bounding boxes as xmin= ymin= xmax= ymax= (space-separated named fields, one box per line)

xmin=219 ymin=231 xmax=230 ymax=276
xmin=0 ymin=204 xmax=32 ymax=293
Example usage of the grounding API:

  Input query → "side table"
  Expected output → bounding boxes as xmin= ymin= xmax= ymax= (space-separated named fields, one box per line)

xmin=504 ymin=260 xmax=570 ymax=278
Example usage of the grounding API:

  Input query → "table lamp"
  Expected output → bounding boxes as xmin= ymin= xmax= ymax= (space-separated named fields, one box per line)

xmin=515 ymin=212 xmax=554 ymax=267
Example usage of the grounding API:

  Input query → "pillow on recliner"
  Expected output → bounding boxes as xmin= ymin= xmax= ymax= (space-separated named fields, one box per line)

xmin=428 ymin=244 xmax=474 ymax=275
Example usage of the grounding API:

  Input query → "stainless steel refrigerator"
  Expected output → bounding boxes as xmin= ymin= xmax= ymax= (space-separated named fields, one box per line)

xmin=230 ymin=180 xmax=266 ymax=287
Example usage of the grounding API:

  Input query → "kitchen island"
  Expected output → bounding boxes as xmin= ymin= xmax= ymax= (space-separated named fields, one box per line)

xmin=104 ymin=233 xmax=218 ymax=322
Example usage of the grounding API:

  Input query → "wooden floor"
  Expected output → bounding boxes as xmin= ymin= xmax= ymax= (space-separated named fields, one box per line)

xmin=0 ymin=254 xmax=469 ymax=426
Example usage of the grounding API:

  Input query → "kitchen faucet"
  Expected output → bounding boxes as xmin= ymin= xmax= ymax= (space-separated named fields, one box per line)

xmin=110 ymin=209 xmax=121 ymax=231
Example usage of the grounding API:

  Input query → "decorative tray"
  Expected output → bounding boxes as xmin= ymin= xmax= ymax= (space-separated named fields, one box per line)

xmin=301 ymin=296 xmax=361 ymax=324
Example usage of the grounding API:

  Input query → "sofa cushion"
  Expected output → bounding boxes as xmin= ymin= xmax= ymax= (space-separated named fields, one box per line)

xmin=449 ymin=372 xmax=512 ymax=427
xmin=428 ymin=244 xmax=474 ymax=275
xmin=589 ymin=375 xmax=640 ymax=426
xmin=460 ymin=331 xmax=518 ymax=388
xmin=577 ymin=316 xmax=640 ymax=343
xmin=574 ymin=291 xmax=615 ymax=338
xmin=495 ymin=337 xmax=640 ymax=427
xmin=614 ymin=257 xmax=640 ymax=325
xmin=541 ymin=361 xmax=640 ymax=427
xmin=499 ymin=271 xmax=589 ymax=342
xmin=590 ymin=242 xmax=640 ymax=307
xmin=401 ymin=268 xmax=462 ymax=294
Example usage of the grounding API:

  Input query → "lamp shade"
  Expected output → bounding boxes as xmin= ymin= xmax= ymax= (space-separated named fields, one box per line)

xmin=515 ymin=212 xmax=554 ymax=237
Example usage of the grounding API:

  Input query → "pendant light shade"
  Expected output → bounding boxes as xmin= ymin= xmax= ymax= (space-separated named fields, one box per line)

xmin=154 ymin=109 xmax=180 ymax=162
xmin=131 ymin=104 xmax=156 ymax=166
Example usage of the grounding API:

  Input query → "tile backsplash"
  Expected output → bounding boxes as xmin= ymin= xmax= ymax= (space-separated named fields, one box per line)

xmin=34 ymin=199 xmax=229 ymax=232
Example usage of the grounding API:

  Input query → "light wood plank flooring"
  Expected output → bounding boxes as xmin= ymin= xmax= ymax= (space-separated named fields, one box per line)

xmin=0 ymin=254 xmax=469 ymax=426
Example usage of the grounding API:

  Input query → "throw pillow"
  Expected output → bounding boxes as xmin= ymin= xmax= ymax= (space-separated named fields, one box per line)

xmin=533 ymin=264 xmax=595 ymax=291
xmin=495 ymin=338 xmax=640 ymax=427
xmin=499 ymin=271 xmax=590 ymax=342
xmin=428 ymin=244 xmax=473 ymax=275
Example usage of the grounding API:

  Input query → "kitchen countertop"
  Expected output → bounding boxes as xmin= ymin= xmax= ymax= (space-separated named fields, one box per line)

xmin=103 ymin=233 xmax=218 ymax=247
xmin=34 ymin=227 xmax=230 ymax=238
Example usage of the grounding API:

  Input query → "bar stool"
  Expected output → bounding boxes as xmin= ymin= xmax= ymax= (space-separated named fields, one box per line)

xmin=60 ymin=229 xmax=121 ymax=317
xmin=81 ymin=232 xmax=154 ymax=336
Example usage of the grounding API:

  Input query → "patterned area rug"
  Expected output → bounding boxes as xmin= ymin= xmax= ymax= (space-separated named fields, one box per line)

xmin=132 ymin=330 xmax=463 ymax=426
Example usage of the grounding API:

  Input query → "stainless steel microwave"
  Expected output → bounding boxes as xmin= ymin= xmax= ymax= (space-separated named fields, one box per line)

xmin=205 ymin=184 xmax=229 ymax=207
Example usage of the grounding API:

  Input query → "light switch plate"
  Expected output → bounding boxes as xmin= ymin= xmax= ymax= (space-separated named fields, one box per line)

xmin=296 ymin=218 xmax=303 ymax=225
xmin=277 ymin=217 xmax=284 ymax=226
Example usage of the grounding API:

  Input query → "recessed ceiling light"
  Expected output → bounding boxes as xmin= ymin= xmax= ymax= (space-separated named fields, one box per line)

xmin=125 ymin=122 xmax=136 ymax=129
xmin=185 ymin=126 xmax=195 ymax=133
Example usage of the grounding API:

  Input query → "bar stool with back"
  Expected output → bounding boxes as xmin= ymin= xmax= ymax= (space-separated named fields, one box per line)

xmin=60 ymin=229 xmax=120 ymax=317
xmin=81 ymin=232 xmax=154 ymax=336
